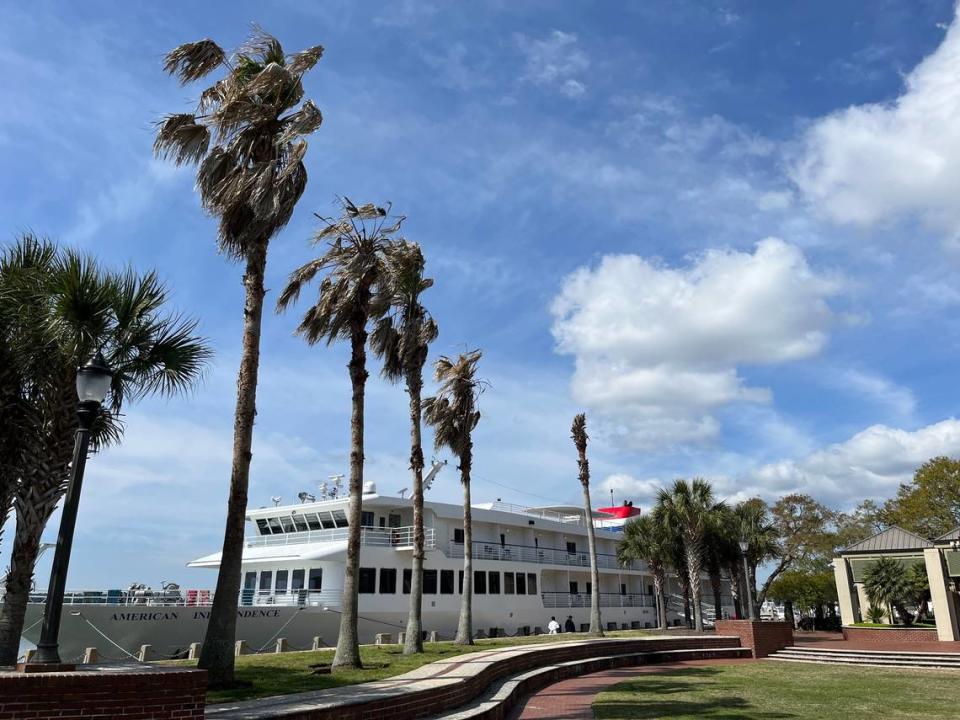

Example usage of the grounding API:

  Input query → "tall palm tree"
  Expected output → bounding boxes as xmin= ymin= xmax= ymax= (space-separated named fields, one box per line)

xmin=571 ymin=413 xmax=603 ymax=636
xmin=655 ymin=478 xmax=721 ymax=632
xmin=369 ymin=241 xmax=437 ymax=655
xmin=617 ymin=515 xmax=669 ymax=630
xmin=734 ymin=499 xmax=779 ymax=620
xmin=424 ymin=350 xmax=483 ymax=645
xmin=0 ymin=235 xmax=210 ymax=665
xmin=154 ymin=28 xmax=323 ymax=685
xmin=277 ymin=198 xmax=399 ymax=668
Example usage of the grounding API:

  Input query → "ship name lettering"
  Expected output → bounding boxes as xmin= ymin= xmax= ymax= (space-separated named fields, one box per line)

xmin=110 ymin=612 xmax=180 ymax=622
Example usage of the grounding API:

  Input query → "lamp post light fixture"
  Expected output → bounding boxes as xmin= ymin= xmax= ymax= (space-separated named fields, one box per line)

xmin=33 ymin=353 xmax=111 ymax=667
xmin=739 ymin=539 xmax=756 ymax=621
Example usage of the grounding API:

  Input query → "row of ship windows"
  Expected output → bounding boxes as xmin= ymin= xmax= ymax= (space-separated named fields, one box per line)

xmin=358 ymin=568 xmax=540 ymax=596
xmin=243 ymin=568 xmax=323 ymax=593
xmin=254 ymin=511 xmax=401 ymax=535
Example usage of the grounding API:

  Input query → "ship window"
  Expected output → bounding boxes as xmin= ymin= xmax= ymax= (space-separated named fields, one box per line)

xmin=621 ymin=583 xmax=627 ymax=596
xmin=566 ymin=541 xmax=576 ymax=554
xmin=458 ymin=570 xmax=464 ymax=594
xmin=379 ymin=568 xmax=397 ymax=594
xmin=586 ymin=582 xmax=591 ymax=595
xmin=292 ymin=515 xmax=308 ymax=532
xmin=379 ymin=516 xmax=386 ymax=528
xmin=359 ymin=567 xmax=377 ymax=594
xmin=276 ymin=570 xmax=288 ymax=593
xmin=441 ymin=570 xmax=454 ymax=594
xmin=280 ymin=516 xmax=296 ymax=533
xmin=403 ymin=569 xmax=412 ymax=594
xmin=504 ymin=572 xmax=515 ymax=594
xmin=424 ymin=570 xmax=438 ymax=594
xmin=647 ymin=584 xmax=653 ymax=596
xmin=474 ymin=571 xmax=486 ymax=595
xmin=332 ymin=510 xmax=349 ymax=528
xmin=244 ymin=572 xmax=257 ymax=590
xmin=268 ymin=517 xmax=283 ymax=534
xmin=308 ymin=568 xmax=323 ymax=591
xmin=527 ymin=573 xmax=537 ymax=595
xmin=516 ymin=573 xmax=526 ymax=595
xmin=259 ymin=571 xmax=273 ymax=592
xmin=361 ymin=511 xmax=375 ymax=527
xmin=256 ymin=519 xmax=271 ymax=535
xmin=305 ymin=513 xmax=322 ymax=530
xmin=569 ymin=581 xmax=578 ymax=594
xmin=319 ymin=512 xmax=335 ymax=529
xmin=454 ymin=528 xmax=464 ymax=544
xmin=488 ymin=572 xmax=500 ymax=594
xmin=292 ymin=569 xmax=305 ymax=590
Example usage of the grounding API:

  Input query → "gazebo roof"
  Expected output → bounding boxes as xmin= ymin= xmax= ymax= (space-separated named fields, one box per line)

xmin=935 ymin=526 xmax=960 ymax=542
xmin=842 ymin=526 xmax=932 ymax=554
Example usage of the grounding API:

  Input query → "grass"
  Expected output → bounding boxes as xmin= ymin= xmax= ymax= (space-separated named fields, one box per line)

xmin=166 ymin=629 xmax=658 ymax=703
xmin=593 ymin=661 xmax=960 ymax=719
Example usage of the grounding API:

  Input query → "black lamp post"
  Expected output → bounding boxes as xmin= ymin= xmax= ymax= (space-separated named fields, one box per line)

xmin=739 ymin=539 xmax=755 ymax=621
xmin=33 ymin=353 xmax=111 ymax=666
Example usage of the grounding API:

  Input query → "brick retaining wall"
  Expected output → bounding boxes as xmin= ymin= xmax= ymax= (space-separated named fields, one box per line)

xmin=842 ymin=626 xmax=939 ymax=643
xmin=0 ymin=664 xmax=207 ymax=720
xmin=714 ymin=620 xmax=793 ymax=658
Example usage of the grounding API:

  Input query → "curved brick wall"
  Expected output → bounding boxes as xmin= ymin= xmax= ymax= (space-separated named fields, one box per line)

xmin=714 ymin=620 xmax=794 ymax=658
xmin=842 ymin=626 xmax=939 ymax=643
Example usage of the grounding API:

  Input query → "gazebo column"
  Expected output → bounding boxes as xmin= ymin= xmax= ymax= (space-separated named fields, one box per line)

xmin=833 ymin=557 xmax=859 ymax=625
xmin=923 ymin=548 xmax=960 ymax=641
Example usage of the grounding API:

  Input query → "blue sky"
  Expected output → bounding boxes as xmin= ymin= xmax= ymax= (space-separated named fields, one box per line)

xmin=4 ymin=0 xmax=960 ymax=588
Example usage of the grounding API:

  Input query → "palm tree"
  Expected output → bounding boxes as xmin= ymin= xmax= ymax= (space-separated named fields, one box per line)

xmin=154 ymin=28 xmax=323 ymax=685
xmin=277 ymin=198 xmax=399 ymax=668
xmin=862 ymin=557 xmax=912 ymax=625
xmin=369 ymin=242 xmax=437 ymax=655
xmin=570 ymin=414 xmax=603 ymax=636
xmin=0 ymin=235 xmax=209 ymax=665
xmin=734 ymin=499 xmax=779 ymax=620
xmin=655 ymin=478 xmax=721 ymax=632
xmin=424 ymin=351 xmax=483 ymax=645
xmin=617 ymin=515 xmax=669 ymax=630
xmin=702 ymin=508 xmax=734 ymax=623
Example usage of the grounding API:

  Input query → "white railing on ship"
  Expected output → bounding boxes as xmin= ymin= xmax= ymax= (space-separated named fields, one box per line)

xmin=245 ymin=525 xmax=435 ymax=549
xmin=541 ymin=591 xmax=656 ymax=608
xmin=486 ymin=502 xmax=626 ymax=529
xmin=27 ymin=588 xmax=343 ymax=608
xmin=448 ymin=541 xmax=644 ymax=571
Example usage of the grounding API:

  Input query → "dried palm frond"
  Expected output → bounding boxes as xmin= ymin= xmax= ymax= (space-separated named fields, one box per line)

xmin=278 ymin=101 xmax=323 ymax=145
xmin=153 ymin=114 xmax=210 ymax=166
xmin=242 ymin=25 xmax=285 ymax=65
xmin=288 ymin=46 xmax=325 ymax=75
xmin=163 ymin=40 xmax=226 ymax=85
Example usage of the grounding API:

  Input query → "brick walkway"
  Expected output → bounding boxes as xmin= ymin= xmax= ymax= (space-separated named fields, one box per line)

xmin=793 ymin=631 xmax=960 ymax=653
xmin=508 ymin=658 xmax=753 ymax=719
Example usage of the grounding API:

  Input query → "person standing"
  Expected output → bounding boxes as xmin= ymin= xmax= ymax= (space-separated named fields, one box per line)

xmin=565 ymin=615 xmax=576 ymax=633
xmin=547 ymin=616 xmax=561 ymax=634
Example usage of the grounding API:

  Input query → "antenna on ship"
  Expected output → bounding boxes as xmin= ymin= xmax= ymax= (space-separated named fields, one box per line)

xmin=318 ymin=479 xmax=329 ymax=499
xmin=423 ymin=459 xmax=447 ymax=491
xmin=398 ymin=487 xmax=408 ymax=499
xmin=271 ymin=496 xmax=282 ymax=506
xmin=298 ymin=491 xmax=316 ymax=503
xmin=330 ymin=474 xmax=344 ymax=498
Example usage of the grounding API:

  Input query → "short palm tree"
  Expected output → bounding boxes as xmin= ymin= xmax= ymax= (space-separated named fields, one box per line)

xmin=655 ymin=478 xmax=722 ymax=632
xmin=0 ymin=235 xmax=209 ymax=665
xmin=863 ymin=557 xmax=912 ymax=625
xmin=154 ymin=28 xmax=323 ymax=685
xmin=370 ymin=241 xmax=437 ymax=655
xmin=571 ymin=413 xmax=603 ymax=636
xmin=424 ymin=350 xmax=483 ymax=645
xmin=617 ymin=515 xmax=670 ymax=630
xmin=734 ymin=499 xmax=779 ymax=620
xmin=277 ymin=198 xmax=398 ymax=668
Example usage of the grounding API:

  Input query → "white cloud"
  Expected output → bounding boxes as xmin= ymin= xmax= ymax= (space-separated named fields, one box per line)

xmin=827 ymin=368 xmax=917 ymax=421
xmin=516 ymin=30 xmax=589 ymax=98
xmin=744 ymin=419 xmax=960 ymax=507
xmin=793 ymin=8 xmax=960 ymax=240
xmin=551 ymin=239 xmax=842 ymax=449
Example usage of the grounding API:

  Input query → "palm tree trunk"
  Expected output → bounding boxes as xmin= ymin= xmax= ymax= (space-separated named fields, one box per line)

xmin=681 ymin=577 xmax=691 ymax=628
xmin=685 ymin=544 xmax=704 ymax=632
xmin=727 ymin=565 xmax=741 ymax=619
xmin=0 ymin=516 xmax=42 ymax=664
xmin=403 ymin=370 xmax=425 ymax=656
xmin=710 ymin=572 xmax=722 ymax=622
xmin=333 ymin=320 xmax=369 ymax=669
xmin=653 ymin=571 xmax=667 ymax=630
xmin=199 ymin=242 xmax=267 ymax=686
xmin=748 ymin=565 xmax=759 ymax=620
xmin=580 ymin=480 xmax=603 ymax=636
xmin=455 ymin=445 xmax=473 ymax=645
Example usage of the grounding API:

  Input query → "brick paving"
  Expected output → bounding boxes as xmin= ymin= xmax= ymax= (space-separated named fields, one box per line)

xmin=508 ymin=658 xmax=753 ymax=720
xmin=793 ymin=630 xmax=960 ymax=653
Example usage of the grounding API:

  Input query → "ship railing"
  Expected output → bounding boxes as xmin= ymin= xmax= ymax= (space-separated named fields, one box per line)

xmin=541 ymin=591 xmax=656 ymax=608
xmin=447 ymin=541 xmax=644 ymax=571
xmin=245 ymin=525 xmax=436 ymax=550
xmin=26 ymin=588 xmax=343 ymax=609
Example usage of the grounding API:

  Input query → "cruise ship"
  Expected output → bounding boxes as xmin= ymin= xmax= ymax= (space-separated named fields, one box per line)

xmin=20 ymin=478 xmax=733 ymax=662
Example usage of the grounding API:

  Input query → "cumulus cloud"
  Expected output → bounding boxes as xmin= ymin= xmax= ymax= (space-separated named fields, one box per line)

xmin=744 ymin=418 xmax=960 ymax=507
xmin=793 ymin=8 xmax=960 ymax=240
xmin=551 ymin=239 xmax=842 ymax=448
xmin=516 ymin=30 xmax=589 ymax=98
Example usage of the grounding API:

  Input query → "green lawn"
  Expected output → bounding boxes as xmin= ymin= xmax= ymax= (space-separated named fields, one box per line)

xmin=593 ymin=661 xmax=960 ymax=719
xmin=167 ymin=629 xmax=657 ymax=703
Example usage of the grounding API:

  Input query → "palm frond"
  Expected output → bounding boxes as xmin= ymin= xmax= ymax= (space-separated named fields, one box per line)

xmin=153 ymin=114 xmax=210 ymax=166
xmin=163 ymin=40 xmax=226 ymax=84
xmin=288 ymin=45 xmax=325 ymax=74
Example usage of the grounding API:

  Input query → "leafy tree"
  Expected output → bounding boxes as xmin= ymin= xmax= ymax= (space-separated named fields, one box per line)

xmin=655 ymin=478 xmax=722 ymax=632
xmin=0 ymin=236 xmax=209 ymax=665
xmin=155 ymin=28 xmax=323 ymax=685
xmin=277 ymin=199 xmax=399 ymax=669
xmin=905 ymin=562 xmax=931 ymax=624
xmin=571 ymin=413 xmax=602 ymax=636
xmin=834 ymin=500 xmax=885 ymax=552
xmin=760 ymin=494 xmax=834 ymax=603
xmin=862 ymin=557 xmax=913 ymax=625
xmin=617 ymin=515 xmax=670 ymax=629
xmin=880 ymin=457 xmax=960 ymax=539
xmin=768 ymin=569 xmax=837 ymax=627
xmin=424 ymin=350 xmax=483 ymax=645
xmin=369 ymin=241 xmax=437 ymax=655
